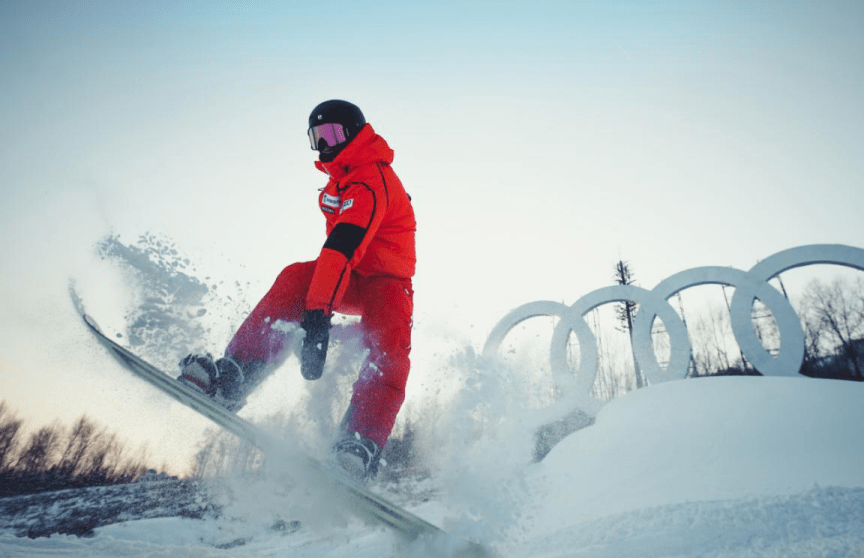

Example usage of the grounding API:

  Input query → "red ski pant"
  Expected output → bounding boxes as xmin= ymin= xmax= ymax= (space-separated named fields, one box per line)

xmin=225 ymin=261 xmax=413 ymax=447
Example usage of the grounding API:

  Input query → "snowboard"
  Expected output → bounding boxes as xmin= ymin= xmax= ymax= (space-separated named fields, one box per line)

xmin=70 ymin=289 xmax=492 ymax=557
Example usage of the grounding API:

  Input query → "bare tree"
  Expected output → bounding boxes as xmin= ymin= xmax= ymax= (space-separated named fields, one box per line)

xmin=0 ymin=402 xmax=23 ymax=473
xmin=84 ymin=430 xmax=121 ymax=480
xmin=56 ymin=416 xmax=97 ymax=477
xmin=689 ymin=304 xmax=748 ymax=376
xmin=121 ymin=442 xmax=151 ymax=482
xmin=800 ymin=277 xmax=864 ymax=381
xmin=16 ymin=423 xmax=63 ymax=473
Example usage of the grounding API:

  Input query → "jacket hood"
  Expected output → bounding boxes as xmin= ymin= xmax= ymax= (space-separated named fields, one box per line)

xmin=314 ymin=124 xmax=393 ymax=180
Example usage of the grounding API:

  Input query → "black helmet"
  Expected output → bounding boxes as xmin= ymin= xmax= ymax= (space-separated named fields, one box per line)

xmin=307 ymin=100 xmax=367 ymax=162
xmin=308 ymin=100 xmax=365 ymax=135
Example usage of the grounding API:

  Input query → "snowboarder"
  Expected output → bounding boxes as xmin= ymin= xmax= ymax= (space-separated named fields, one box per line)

xmin=179 ymin=100 xmax=416 ymax=483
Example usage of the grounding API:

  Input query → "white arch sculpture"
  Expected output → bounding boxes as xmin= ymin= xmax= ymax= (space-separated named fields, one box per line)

xmin=482 ymin=245 xmax=864 ymax=412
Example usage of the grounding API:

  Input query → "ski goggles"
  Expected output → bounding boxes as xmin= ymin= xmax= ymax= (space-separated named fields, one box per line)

xmin=308 ymin=123 xmax=348 ymax=150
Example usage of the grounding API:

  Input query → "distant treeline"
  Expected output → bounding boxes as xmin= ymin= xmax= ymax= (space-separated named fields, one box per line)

xmin=663 ymin=275 xmax=864 ymax=382
xmin=0 ymin=401 xmax=157 ymax=497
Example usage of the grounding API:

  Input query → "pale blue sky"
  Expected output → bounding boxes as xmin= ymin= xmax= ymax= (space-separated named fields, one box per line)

xmin=1 ymin=1 xmax=862 ymax=473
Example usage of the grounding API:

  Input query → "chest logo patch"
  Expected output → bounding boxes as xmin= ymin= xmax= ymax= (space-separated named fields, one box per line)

xmin=340 ymin=198 xmax=354 ymax=213
xmin=322 ymin=193 xmax=341 ymax=208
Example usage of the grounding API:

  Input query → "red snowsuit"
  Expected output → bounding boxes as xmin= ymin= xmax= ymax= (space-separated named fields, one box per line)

xmin=225 ymin=125 xmax=415 ymax=447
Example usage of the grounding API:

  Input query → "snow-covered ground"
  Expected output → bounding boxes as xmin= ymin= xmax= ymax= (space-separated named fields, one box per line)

xmin=2 ymin=375 xmax=862 ymax=557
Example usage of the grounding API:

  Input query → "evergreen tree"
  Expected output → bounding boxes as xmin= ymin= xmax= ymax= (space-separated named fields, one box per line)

xmin=612 ymin=259 xmax=645 ymax=388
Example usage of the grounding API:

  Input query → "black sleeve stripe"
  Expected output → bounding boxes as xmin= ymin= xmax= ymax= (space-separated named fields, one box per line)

xmin=324 ymin=222 xmax=367 ymax=259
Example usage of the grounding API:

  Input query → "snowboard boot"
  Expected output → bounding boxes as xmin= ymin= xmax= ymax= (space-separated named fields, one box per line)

xmin=178 ymin=354 xmax=218 ymax=396
xmin=178 ymin=354 xmax=247 ymax=412
xmin=332 ymin=433 xmax=383 ymax=485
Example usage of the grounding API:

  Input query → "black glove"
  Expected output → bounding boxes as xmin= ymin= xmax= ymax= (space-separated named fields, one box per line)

xmin=300 ymin=310 xmax=332 ymax=380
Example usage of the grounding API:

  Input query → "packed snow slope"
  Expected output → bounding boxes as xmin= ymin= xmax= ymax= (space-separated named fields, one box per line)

xmin=527 ymin=376 xmax=864 ymax=525
xmin=517 ymin=376 xmax=864 ymax=556
xmin=2 ymin=376 xmax=863 ymax=557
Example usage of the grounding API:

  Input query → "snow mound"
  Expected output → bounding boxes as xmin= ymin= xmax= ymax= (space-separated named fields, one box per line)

xmin=526 ymin=377 xmax=864 ymax=530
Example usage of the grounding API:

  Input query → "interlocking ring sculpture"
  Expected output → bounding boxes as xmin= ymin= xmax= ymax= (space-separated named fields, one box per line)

xmin=482 ymin=245 xmax=864 ymax=413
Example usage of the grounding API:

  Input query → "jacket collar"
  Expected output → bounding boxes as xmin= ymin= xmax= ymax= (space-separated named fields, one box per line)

xmin=314 ymin=124 xmax=393 ymax=180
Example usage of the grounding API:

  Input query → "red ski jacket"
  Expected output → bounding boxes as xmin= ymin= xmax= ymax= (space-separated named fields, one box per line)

xmin=305 ymin=124 xmax=416 ymax=313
